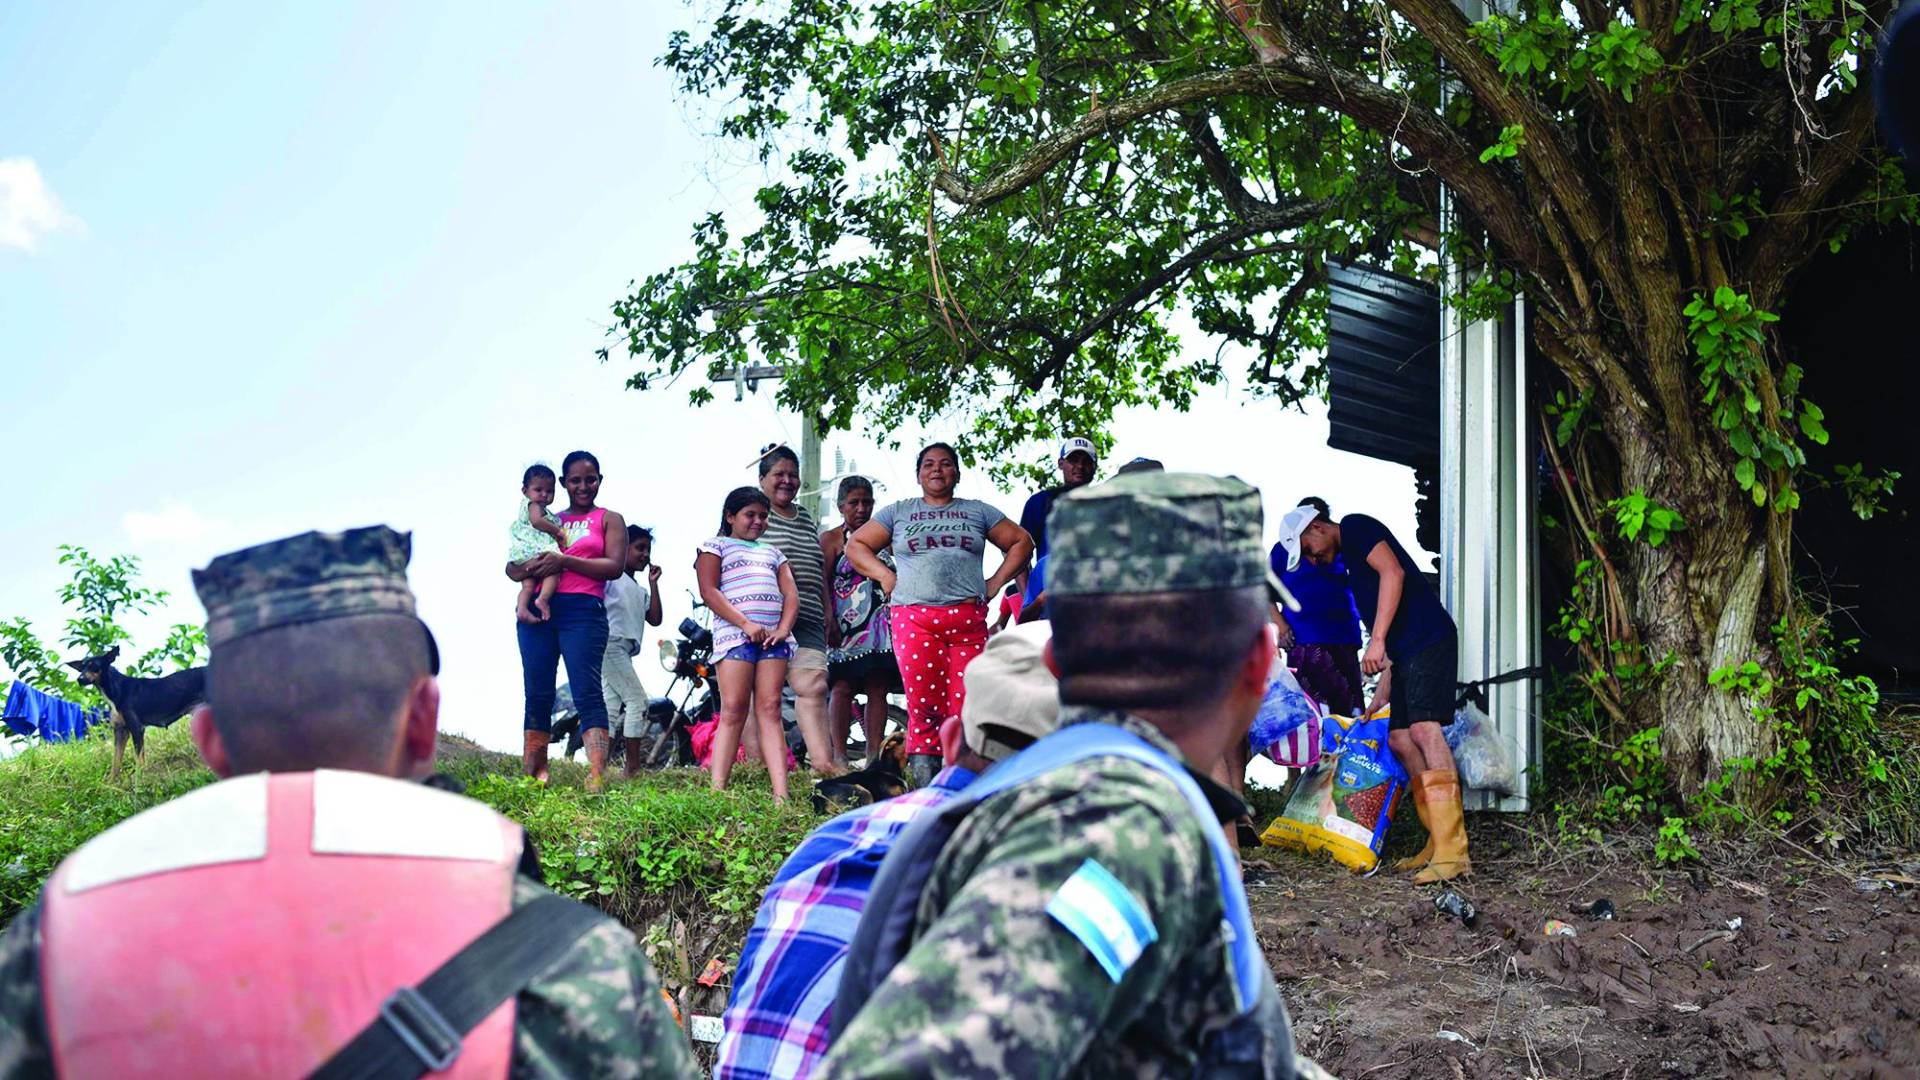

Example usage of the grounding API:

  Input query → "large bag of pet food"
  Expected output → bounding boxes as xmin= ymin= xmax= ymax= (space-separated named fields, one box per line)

xmin=1248 ymin=659 xmax=1323 ymax=768
xmin=1444 ymin=704 xmax=1517 ymax=794
xmin=1260 ymin=713 xmax=1408 ymax=871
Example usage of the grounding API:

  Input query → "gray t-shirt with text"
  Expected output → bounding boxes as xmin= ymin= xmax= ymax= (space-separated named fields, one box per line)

xmin=873 ymin=497 xmax=1008 ymax=607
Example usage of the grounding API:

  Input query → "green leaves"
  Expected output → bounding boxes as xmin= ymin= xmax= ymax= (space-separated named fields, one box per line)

xmin=1479 ymin=124 xmax=1527 ymax=163
xmin=1682 ymin=288 xmax=1823 ymax=512
xmin=1609 ymin=490 xmax=1687 ymax=548
xmin=1544 ymin=388 xmax=1591 ymax=447
xmin=1831 ymin=462 xmax=1901 ymax=520
xmin=618 ymin=0 xmax=1419 ymax=483
xmin=979 ymin=59 xmax=1043 ymax=107
xmin=1571 ymin=21 xmax=1664 ymax=102
xmin=1471 ymin=11 xmax=1573 ymax=77
xmin=1796 ymin=401 xmax=1828 ymax=445
xmin=1703 ymin=189 xmax=1760 ymax=241
xmin=1654 ymin=817 xmax=1702 ymax=864
xmin=1448 ymin=267 xmax=1518 ymax=322
xmin=2 ymin=546 xmax=200 ymax=710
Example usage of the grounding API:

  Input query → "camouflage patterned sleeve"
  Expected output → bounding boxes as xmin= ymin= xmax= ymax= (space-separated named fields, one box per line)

xmin=817 ymin=769 xmax=1213 ymax=1079
xmin=0 ymin=901 xmax=53 ymax=1078
xmin=510 ymin=881 xmax=698 ymax=1079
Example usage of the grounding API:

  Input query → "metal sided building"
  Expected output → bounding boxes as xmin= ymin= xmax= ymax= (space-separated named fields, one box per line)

xmin=1325 ymin=260 xmax=1541 ymax=812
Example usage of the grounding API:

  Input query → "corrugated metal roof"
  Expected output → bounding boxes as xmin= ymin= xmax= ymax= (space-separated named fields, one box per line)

xmin=1325 ymin=260 xmax=1442 ymax=468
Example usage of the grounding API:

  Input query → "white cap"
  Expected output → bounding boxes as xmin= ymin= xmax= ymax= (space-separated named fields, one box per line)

xmin=1276 ymin=505 xmax=1320 ymax=572
xmin=1056 ymin=437 xmax=1097 ymax=464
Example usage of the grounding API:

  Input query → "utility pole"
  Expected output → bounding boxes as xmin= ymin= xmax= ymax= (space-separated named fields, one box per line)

xmin=711 ymin=363 xmax=826 ymax=519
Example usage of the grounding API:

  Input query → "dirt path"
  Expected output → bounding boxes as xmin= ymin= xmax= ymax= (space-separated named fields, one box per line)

xmin=1250 ymin=823 xmax=1918 ymax=1078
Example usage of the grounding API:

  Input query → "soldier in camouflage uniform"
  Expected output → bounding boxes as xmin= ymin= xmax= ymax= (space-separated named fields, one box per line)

xmin=0 ymin=526 xmax=694 ymax=1078
xmin=819 ymin=473 xmax=1329 ymax=1080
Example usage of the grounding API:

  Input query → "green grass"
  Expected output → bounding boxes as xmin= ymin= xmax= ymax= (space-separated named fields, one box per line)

xmin=0 ymin=725 xmax=216 ymax=921
xmin=0 ymin=724 xmax=825 ymax=941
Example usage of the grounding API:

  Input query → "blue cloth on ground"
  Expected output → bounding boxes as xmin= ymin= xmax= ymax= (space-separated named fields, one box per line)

xmin=2 ymin=681 xmax=107 ymax=742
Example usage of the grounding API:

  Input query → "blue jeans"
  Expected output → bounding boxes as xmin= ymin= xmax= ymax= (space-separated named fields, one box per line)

xmin=519 ymin=593 xmax=609 ymax=733
xmin=720 ymin=641 xmax=794 ymax=665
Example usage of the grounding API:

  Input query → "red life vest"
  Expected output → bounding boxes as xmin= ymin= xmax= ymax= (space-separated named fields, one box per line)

xmin=39 ymin=770 xmax=523 ymax=1078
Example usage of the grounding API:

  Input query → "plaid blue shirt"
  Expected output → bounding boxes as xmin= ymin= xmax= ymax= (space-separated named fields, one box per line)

xmin=715 ymin=766 xmax=977 ymax=1080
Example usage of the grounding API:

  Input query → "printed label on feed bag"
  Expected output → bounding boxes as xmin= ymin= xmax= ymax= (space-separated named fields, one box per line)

xmin=1322 ymin=813 xmax=1373 ymax=846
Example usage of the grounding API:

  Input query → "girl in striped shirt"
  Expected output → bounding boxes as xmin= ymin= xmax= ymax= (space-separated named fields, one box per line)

xmin=696 ymin=486 xmax=799 ymax=801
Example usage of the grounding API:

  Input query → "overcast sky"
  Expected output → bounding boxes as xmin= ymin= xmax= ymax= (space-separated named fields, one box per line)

xmin=1 ymin=1 xmax=1432 ymax=756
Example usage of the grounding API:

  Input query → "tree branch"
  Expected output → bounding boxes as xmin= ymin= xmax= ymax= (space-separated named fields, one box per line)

xmin=1384 ymin=0 xmax=1631 ymax=306
xmin=1016 ymin=200 xmax=1329 ymax=391
xmin=1743 ymin=88 xmax=1882 ymax=309
xmin=933 ymin=60 xmax=1549 ymax=274
xmin=1182 ymin=109 xmax=1269 ymax=221
xmin=1253 ymin=263 xmax=1326 ymax=387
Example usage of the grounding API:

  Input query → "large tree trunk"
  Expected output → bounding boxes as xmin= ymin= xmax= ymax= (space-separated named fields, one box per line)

xmin=1608 ymin=405 xmax=1780 ymax=796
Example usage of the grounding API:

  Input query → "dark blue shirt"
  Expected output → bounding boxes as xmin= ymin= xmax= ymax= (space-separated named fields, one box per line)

xmin=1270 ymin=546 xmax=1364 ymax=647
xmin=1018 ymin=488 xmax=1059 ymax=561
xmin=1338 ymin=513 xmax=1455 ymax=659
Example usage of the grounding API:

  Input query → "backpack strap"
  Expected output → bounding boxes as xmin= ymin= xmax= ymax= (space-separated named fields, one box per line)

xmin=311 ymin=892 xmax=608 ymax=1080
xmin=831 ymin=722 xmax=1264 ymax=1040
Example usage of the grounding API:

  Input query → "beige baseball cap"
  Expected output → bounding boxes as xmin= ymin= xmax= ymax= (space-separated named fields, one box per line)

xmin=960 ymin=621 xmax=1062 ymax=761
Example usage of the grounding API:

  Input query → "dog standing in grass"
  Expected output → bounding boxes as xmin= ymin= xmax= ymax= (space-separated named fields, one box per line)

xmin=66 ymin=646 xmax=206 ymax=779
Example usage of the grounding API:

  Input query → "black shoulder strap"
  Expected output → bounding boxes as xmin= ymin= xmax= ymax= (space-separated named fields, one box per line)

xmin=310 ymin=892 xmax=608 ymax=1080
xmin=1454 ymin=665 xmax=1549 ymax=712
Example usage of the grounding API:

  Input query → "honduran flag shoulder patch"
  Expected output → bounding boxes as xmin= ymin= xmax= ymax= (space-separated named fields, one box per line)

xmin=1046 ymin=858 xmax=1159 ymax=982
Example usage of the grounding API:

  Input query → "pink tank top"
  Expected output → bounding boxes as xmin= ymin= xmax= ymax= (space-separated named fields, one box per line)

xmin=556 ymin=507 xmax=608 ymax=598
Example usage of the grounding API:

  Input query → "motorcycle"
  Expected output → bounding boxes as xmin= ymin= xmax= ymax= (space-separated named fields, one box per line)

xmin=641 ymin=612 xmax=717 ymax=767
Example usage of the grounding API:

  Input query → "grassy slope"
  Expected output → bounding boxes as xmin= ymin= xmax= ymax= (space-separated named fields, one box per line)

xmin=0 ymin=725 xmax=821 ymax=962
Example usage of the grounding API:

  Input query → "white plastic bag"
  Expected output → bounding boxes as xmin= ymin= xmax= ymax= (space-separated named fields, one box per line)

xmin=1444 ymin=705 xmax=1517 ymax=794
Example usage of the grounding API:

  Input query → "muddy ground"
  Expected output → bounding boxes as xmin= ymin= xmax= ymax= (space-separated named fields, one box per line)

xmin=1251 ymin=819 xmax=1919 ymax=1078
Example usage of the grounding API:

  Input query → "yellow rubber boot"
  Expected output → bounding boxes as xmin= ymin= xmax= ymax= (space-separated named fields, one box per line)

xmin=1393 ymin=771 xmax=1437 ymax=872
xmin=1412 ymin=774 xmax=1473 ymax=884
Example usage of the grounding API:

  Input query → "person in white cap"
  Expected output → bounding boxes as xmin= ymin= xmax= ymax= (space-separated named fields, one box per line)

xmin=1022 ymin=437 xmax=1099 ymax=561
xmin=1016 ymin=437 xmax=1097 ymax=597
xmin=1278 ymin=503 xmax=1469 ymax=883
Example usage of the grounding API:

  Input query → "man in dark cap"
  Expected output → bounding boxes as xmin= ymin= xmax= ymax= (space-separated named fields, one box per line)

xmin=821 ymin=473 xmax=1324 ymax=1079
xmin=0 ymin=526 xmax=694 ymax=1078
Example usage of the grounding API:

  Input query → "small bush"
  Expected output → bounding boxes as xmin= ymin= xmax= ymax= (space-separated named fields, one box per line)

xmin=1542 ymin=604 xmax=1920 ymax=856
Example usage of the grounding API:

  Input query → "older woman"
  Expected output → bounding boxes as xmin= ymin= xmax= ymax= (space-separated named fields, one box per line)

xmin=505 ymin=450 xmax=628 ymax=792
xmin=846 ymin=442 xmax=1032 ymax=784
xmin=752 ymin=444 xmax=838 ymax=773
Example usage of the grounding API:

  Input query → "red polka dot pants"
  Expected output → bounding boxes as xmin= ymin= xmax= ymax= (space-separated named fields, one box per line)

xmin=889 ymin=601 xmax=989 ymax=755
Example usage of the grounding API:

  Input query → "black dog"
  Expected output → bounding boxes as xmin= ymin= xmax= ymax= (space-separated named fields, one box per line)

xmin=67 ymin=647 xmax=207 ymax=779
xmin=811 ymin=732 xmax=912 ymax=814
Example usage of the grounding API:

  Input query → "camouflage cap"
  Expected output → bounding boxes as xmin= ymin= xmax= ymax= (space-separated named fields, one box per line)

xmin=192 ymin=525 xmax=440 ymax=671
xmin=1049 ymin=471 xmax=1300 ymax=610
